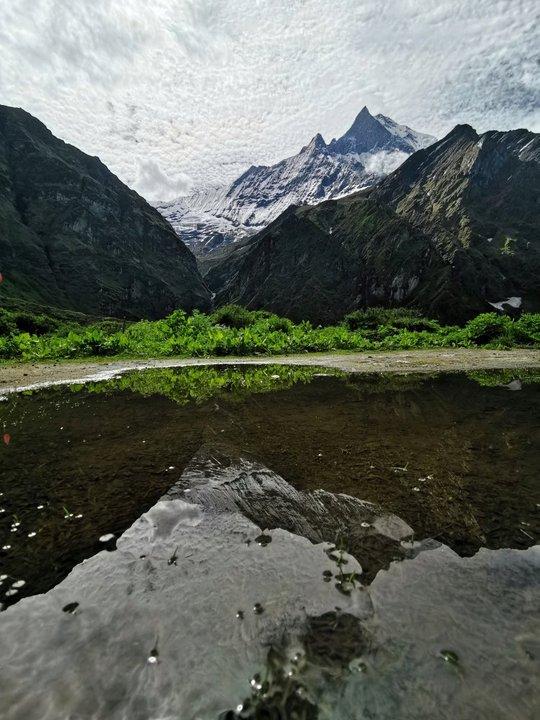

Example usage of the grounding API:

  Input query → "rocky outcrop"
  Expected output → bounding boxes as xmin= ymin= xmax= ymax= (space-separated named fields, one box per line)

xmin=0 ymin=105 xmax=211 ymax=318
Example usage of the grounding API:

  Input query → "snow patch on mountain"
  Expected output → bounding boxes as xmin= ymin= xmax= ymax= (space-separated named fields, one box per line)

xmin=157 ymin=107 xmax=435 ymax=254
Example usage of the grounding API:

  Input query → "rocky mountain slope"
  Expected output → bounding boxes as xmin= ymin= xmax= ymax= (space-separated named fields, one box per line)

xmin=158 ymin=107 xmax=434 ymax=253
xmin=0 ymin=105 xmax=210 ymax=319
xmin=203 ymin=125 xmax=540 ymax=323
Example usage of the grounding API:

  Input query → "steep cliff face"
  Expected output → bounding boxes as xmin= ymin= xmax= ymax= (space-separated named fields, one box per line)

xmin=204 ymin=125 xmax=540 ymax=323
xmin=158 ymin=107 xmax=434 ymax=254
xmin=0 ymin=105 xmax=210 ymax=318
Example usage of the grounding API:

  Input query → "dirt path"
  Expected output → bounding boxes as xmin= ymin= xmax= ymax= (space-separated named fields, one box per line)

xmin=1 ymin=348 xmax=539 ymax=395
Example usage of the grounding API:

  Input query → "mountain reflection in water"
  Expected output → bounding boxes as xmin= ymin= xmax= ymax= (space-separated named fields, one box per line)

xmin=0 ymin=366 xmax=538 ymax=719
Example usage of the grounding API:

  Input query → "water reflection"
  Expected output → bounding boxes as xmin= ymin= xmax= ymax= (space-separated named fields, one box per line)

xmin=0 ymin=448 xmax=537 ymax=720
xmin=0 ymin=366 xmax=538 ymax=607
xmin=0 ymin=365 xmax=538 ymax=718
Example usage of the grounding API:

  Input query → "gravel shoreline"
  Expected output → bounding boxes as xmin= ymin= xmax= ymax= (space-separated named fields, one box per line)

xmin=1 ymin=348 xmax=539 ymax=395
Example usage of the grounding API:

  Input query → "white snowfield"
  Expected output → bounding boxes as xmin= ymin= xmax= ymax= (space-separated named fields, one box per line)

xmin=157 ymin=107 xmax=435 ymax=253
xmin=488 ymin=296 xmax=522 ymax=311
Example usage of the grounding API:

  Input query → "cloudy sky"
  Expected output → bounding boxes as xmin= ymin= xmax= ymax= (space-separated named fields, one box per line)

xmin=1 ymin=0 xmax=538 ymax=201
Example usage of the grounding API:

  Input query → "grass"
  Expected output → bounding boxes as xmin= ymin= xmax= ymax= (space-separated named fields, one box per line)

xmin=0 ymin=304 xmax=538 ymax=362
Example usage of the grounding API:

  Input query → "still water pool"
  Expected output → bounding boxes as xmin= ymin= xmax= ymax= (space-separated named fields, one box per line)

xmin=0 ymin=365 xmax=538 ymax=719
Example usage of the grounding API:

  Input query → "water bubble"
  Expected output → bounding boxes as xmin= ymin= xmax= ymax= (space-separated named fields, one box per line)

xmin=36 ymin=505 xmax=44 ymax=510
xmin=147 ymin=655 xmax=158 ymax=665
xmin=360 ymin=521 xmax=371 ymax=528
xmin=0 ymin=508 xmax=5 ymax=513
xmin=27 ymin=531 xmax=36 ymax=538
xmin=412 ymin=486 xmax=420 ymax=492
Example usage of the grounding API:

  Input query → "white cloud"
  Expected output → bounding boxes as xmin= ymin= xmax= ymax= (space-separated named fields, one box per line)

xmin=134 ymin=159 xmax=191 ymax=203
xmin=360 ymin=150 xmax=410 ymax=177
xmin=0 ymin=0 xmax=538 ymax=201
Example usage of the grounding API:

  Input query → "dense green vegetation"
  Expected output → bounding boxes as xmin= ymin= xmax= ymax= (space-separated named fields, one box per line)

xmin=0 ymin=304 xmax=538 ymax=362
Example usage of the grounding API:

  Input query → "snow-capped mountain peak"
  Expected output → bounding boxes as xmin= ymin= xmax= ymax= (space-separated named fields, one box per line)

xmin=301 ymin=133 xmax=327 ymax=153
xmin=156 ymin=108 xmax=435 ymax=254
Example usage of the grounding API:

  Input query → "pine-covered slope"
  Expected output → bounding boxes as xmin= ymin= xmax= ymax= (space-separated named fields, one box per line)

xmin=203 ymin=125 xmax=540 ymax=323
xmin=0 ymin=105 xmax=210 ymax=319
xmin=158 ymin=107 xmax=434 ymax=254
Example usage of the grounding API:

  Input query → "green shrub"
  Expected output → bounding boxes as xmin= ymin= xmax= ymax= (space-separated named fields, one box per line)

xmin=464 ymin=313 xmax=512 ymax=345
xmin=0 ymin=310 xmax=17 ymax=337
xmin=211 ymin=304 xmax=257 ymax=329
xmin=513 ymin=314 xmax=540 ymax=345
xmin=342 ymin=307 xmax=437 ymax=332
xmin=0 ymin=307 xmax=537 ymax=362
xmin=13 ymin=312 xmax=59 ymax=335
xmin=164 ymin=309 xmax=188 ymax=333
xmin=263 ymin=315 xmax=294 ymax=333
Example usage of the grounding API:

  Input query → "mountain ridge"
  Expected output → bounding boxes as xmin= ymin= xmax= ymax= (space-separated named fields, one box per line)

xmin=157 ymin=107 xmax=435 ymax=254
xmin=0 ymin=104 xmax=211 ymax=319
xmin=202 ymin=123 xmax=540 ymax=323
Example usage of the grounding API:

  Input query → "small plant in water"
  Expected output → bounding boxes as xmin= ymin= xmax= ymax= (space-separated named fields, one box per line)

xmin=220 ymin=645 xmax=316 ymax=720
xmin=326 ymin=535 xmax=362 ymax=596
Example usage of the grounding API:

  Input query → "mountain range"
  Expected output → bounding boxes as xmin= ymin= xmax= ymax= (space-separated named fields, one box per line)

xmin=1 ymin=104 xmax=538 ymax=325
xmin=203 ymin=124 xmax=540 ymax=323
xmin=0 ymin=105 xmax=210 ymax=318
xmin=157 ymin=107 xmax=435 ymax=254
